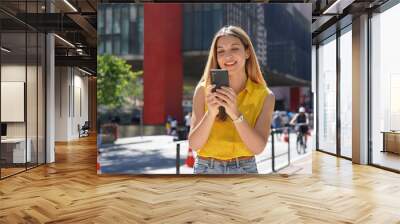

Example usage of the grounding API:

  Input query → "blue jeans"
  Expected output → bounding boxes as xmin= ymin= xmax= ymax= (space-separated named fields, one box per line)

xmin=194 ymin=156 xmax=258 ymax=174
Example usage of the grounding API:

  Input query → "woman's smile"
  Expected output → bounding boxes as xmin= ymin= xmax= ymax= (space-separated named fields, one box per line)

xmin=224 ymin=61 xmax=237 ymax=67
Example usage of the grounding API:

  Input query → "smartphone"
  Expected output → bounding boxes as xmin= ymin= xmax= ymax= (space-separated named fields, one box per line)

xmin=210 ymin=69 xmax=229 ymax=92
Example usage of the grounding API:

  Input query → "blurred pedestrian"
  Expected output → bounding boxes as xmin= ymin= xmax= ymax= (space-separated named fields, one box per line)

xmin=272 ymin=111 xmax=283 ymax=140
xmin=170 ymin=117 xmax=178 ymax=138
xmin=165 ymin=115 xmax=172 ymax=135
xmin=184 ymin=112 xmax=192 ymax=139
xmin=279 ymin=111 xmax=288 ymax=127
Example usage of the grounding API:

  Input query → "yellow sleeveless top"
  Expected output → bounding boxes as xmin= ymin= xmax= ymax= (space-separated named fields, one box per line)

xmin=198 ymin=78 xmax=270 ymax=160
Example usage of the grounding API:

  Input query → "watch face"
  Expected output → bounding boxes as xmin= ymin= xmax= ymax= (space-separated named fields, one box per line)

xmin=234 ymin=114 xmax=244 ymax=123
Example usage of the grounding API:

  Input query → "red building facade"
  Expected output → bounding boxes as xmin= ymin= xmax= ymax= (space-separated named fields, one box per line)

xmin=143 ymin=4 xmax=183 ymax=125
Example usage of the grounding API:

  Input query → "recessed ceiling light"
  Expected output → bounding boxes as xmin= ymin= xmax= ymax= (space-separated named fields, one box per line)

xmin=54 ymin=34 xmax=75 ymax=48
xmin=322 ymin=0 xmax=354 ymax=15
xmin=1 ymin=47 xmax=11 ymax=53
xmin=78 ymin=67 xmax=92 ymax=76
xmin=63 ymin=0 xmax=78 ymax=12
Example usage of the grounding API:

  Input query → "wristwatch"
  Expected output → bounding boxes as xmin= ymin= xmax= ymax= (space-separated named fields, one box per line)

xmin=233 ymin=114 xmax=244 ymax=123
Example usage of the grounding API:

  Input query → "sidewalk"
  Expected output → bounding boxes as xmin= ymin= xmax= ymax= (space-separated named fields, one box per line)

xmin=98 ymin=133 xmax=313 ymax=174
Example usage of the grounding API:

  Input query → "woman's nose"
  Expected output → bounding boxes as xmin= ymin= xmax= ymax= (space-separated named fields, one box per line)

xmin=224 ymin=52 xmax=233 ymax=60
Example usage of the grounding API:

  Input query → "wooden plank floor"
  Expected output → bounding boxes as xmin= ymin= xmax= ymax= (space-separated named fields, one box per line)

xmin=1 ymin=135 xmax=400 ymax=223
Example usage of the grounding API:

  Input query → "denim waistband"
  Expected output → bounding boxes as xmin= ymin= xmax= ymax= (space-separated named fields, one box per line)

xmin=197 ymin=155 xmax=255 ymax=163
xmin=197 ymin=156 xmax=256 ymax=168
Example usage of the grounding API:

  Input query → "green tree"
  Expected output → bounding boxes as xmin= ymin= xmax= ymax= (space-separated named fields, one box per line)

xmin=97 ymin=54 xmax=143 ymax=109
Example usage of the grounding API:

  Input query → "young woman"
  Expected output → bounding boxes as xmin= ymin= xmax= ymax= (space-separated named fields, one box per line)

xmin=188 ymin=25 xmax=275 ymax=174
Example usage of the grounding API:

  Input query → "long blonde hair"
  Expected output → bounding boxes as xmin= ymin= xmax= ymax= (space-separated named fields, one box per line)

xmin=199 ymin=25 xmax=267 ymax=87
xmin=198 ymin=25 xmax=267 ymax=121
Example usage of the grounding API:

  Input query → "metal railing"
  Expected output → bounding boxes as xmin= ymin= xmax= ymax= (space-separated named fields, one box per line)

xmin=271 ymin=127 xmax=291 ymax=172
xmin=175 ymin=127 xmax=294 ymax=174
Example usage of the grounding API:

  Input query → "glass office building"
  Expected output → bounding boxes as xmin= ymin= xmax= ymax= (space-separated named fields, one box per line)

xmin=98 ymin=3 xmax=312 ymax=124
xmin=98 ymin=4 xmax=144 ymax=58
xmin=98 ymin=3 xmax=311 ymax=87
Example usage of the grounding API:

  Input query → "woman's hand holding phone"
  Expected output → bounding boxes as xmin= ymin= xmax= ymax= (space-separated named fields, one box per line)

xmin=215 ymin=86 xmax=240 ymax=120
xmin=205 ymin=84 xmax=220 ymax=117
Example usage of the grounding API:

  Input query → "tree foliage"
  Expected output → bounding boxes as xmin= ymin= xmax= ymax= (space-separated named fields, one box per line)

xmin=97 ymin=54 xmax=143 ymax=109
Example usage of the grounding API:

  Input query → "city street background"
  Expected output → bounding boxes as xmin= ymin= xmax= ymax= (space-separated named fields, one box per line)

xmin=99 ymin=131 xmax=313 ymax=174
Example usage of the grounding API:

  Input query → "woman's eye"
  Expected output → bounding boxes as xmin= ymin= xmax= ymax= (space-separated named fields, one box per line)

xmin=217 ymin=51 xmax=224 ymax=54
xmin=232 ymin=48 xmax=239 ymax=51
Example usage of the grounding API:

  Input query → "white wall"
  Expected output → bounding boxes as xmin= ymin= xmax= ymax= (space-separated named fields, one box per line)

xmin=1 ymin=65 xmax=26 ymax=81
xmin=55 ymin=67 xmax=69 ymax=141
xmin=54 ymin=67 xmax=89 ymax=141
xmin=76 ymin=70 xmax=89 ymax=138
